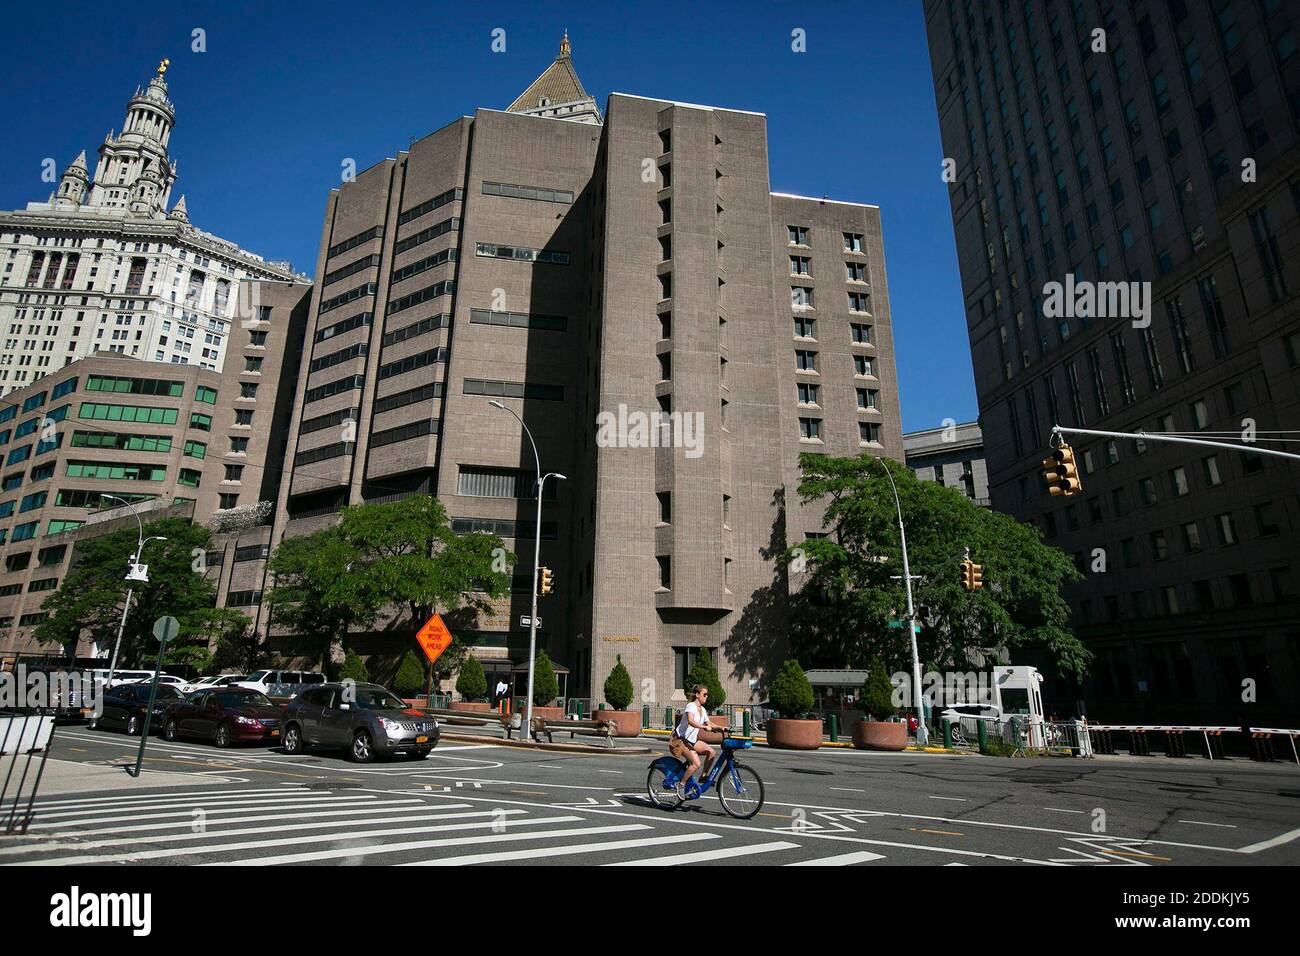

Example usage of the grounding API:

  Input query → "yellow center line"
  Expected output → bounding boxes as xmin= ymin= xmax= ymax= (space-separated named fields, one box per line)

xmin=67 ymin=748 xmax=87 ymax=753
xmin=911 ymin=827 xmax=965 ymax=837
xmin=758 ymin=811 xmax=793 ymax=820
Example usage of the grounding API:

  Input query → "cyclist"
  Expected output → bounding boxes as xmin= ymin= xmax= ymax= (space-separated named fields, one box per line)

xmin=669 ymin=683 xmax=720 ymax=797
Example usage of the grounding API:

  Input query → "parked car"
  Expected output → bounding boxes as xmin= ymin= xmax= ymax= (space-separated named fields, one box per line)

xmin=126 ymin=674 xmax=195 ymax=693
xmin=89 ymin=668 xmax=163 ymax=688
xmin=938 ymin=702 xmax=1003 ymax=737
xmin=188 ymin=674 xmax=246 ymax=692
xmin=283 ymin=682 xmax=439 ymax=763
xmin=161 ymin=687 xmax=283 ymax=747
xmin=235 ymin=670 xmax=326 ymax=698
xmin=90 ymin=683 xmax=187 ymax=735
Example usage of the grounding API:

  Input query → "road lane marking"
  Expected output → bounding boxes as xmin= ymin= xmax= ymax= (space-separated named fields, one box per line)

xmin=28 ymin=794 xmax=379 ymax=827
xmin=1178 ymin=820 xmax=1235 ymax=828
xmin=1238 ymin=826 xmax=1300 ymax=854
xmin=1043 ymin=808 xmax=1086 ymax=814
xmin=1101 ymin=848 xmax=1172 ymax=862
xmin=786 ymin=850 xmax=886 ymax=866
xmin=211 ymin=824 xmax=651 ymax=866
xmin=928 ymin=796 xmax=967 ymax=802
xmin=510 ymin=790 xmax=547 ymax=796
xmin=830 ymin=787 xmax=865 ymax=793
xmin=911 ymin=828 xmax=965 ymax=837
xmin=414 ymin=833 xmax=715 ymax=866
xmin=607 ymin=841 xmax=800 ymax=866
xmin=30 ymin=786 xmax=299 ymax=810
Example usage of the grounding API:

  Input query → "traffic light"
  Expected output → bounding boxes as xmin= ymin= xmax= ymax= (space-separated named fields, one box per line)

xmin=538 ymin=566 xmax=554 ymax=596
xmin=969 ymin=562 xmax=983 ymax=590
xmin=1041 ymin=443 xmax=1083 ymax=496
xmin=960 ymin=558 xmax=974 ymax=592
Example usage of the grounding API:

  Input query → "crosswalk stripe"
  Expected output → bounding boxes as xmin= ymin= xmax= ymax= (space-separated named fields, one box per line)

xmin=605 ymin=841 xmax=801 ymax=866
xmin=209 ymin=824 xmax=651 ymax=866
xmin=16 ymin=815 xmax=589 ymax=866
xmin=785 ymin=851 xmax=886 ymax=866
xmin=3 ymin=809 xmax=528 ymax=856
xmin=29 ymin=794 xmax=378 ymax=826
xmin=407 ymin=832 xmax=718 ymax=866
xmin=29 ymin=787 xmax=302 ymax=810
xmin=0 ymin=800 xmax=440 ymax=851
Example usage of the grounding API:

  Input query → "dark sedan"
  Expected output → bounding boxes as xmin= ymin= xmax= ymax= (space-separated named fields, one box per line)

xmin=89 ymin=683 xmax=186 ymax=736
xmin=162 ymin=687 xmax=282 ymax=747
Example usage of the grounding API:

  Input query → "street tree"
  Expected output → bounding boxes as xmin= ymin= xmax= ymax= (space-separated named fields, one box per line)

xmin=34 ymin=516 xmax=246 ymax=668
xmin=781 ymin=453 xmax=1089 ymax=682
xmin=266 ymin=495 xmax=513 ymax=674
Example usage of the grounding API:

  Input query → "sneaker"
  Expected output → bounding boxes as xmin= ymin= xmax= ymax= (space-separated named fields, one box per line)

xmin=675 ymin=782 xmax=687 ymax=800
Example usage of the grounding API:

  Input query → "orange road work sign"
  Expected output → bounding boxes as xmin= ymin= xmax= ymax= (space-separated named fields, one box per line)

xmin=415 ymin=613 xmax=453 ymax=665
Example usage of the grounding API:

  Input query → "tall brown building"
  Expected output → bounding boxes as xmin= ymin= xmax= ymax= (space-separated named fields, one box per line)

xmin=264 ymin=37 xmax=905 ymax=706
xmin=924 ymin=0 xmax=1300 ymax=725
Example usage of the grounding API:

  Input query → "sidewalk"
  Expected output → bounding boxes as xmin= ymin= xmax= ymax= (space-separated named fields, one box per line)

xmin=0 ymin=754 xmax=239 ymax=796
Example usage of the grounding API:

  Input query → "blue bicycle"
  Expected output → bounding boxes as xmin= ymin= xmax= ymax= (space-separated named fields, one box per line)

xmin=646 ymin=729 xmax=765 ymax=819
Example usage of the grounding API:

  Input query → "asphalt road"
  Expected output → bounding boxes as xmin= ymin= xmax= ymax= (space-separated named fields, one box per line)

xmin=4 ymin=724 xmax=1298 ymax=866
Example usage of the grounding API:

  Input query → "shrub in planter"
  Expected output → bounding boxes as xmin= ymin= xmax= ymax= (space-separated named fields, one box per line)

xmin=685 ymin=648 xmax=726 ymax=712
xmin=456 ymin=655 xmax=487 ymax=701
xmin=394 ymin=650 xmax=427 ymax=699
xmin=338 ymin=649 xmax=369 ymax=684
xmin=595 ymin=655 xmax=641 ymax=737
xmin=531 ymin=650 xmax=559 ymax=707
xmin=766 ymin=659 xmax=821 ymax=750
xmin=860 ymin=658 xmax=896 ymax=721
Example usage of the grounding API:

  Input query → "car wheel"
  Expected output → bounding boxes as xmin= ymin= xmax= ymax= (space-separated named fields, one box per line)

xmin=350 ymin=730 xmax=375 ymax=763
xmin=282 ymin=723 xmax=304 ymax=755
xmin=164 ymin=719 xmax=179 ymax=741
xmin=214 ymin=723 xmax=232 ymax=748
xmin=126 ymin=714 xmax=140 ymax=736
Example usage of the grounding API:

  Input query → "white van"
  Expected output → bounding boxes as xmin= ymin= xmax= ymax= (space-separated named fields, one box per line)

xmin=235 ymin=670 xmax=326 ymax=698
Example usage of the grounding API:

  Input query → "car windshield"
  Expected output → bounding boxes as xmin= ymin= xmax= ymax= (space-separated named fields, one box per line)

xmin=353 ymin=687 xmax=408 ymax=710
xmin=155 ymin=685 xmax=183 ymax=699
xmin=218 ymin=690 xmax=273 ymax=709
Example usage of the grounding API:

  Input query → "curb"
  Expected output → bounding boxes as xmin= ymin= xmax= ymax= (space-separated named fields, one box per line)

xmin=439 ymin=730 xmax=653 ymax=756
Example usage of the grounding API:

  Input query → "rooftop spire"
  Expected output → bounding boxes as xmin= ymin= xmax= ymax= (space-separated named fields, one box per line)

xmin=506 ymin=31 xmax=602 ymax=125
xmin=559 ymin=30 xmax=571 ymax=57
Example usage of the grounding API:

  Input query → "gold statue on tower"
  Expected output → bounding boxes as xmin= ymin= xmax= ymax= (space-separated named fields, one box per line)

xmin=157 ymin=58 xmax=170 ymax=76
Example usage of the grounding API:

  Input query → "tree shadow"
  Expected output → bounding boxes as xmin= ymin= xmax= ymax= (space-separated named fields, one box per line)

xmin=724 ymin=488 xmax=792 ymax=698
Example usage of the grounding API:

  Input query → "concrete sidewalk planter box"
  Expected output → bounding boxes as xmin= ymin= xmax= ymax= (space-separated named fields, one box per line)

xmin=700 ymin=713 xmax=728 ymax=745
xmin=852 ymin=720 xmax=907 ymax=751
xmin=766 ymin=717 xmax=823 ymax=750
xmin=594 ymin=709 xmax=642 ymax=737
xmin=449 ymin=701 xmax=492 ymax=713
xmin=531 ymin=705 xmax=566 ymax=721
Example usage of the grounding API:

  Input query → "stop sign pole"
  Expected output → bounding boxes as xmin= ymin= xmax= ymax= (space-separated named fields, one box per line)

xmin=126 ymin=615 xmax=179 ymax=778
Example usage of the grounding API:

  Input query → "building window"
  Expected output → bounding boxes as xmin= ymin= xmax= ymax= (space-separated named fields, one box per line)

xmin=657 ymin=556 xmax=671 ymax=590
xmin=797 ymin=383 xmax=819 ymax=405
xmin=657 ymin=492 xmax=671 ymax=524
xmin=1215 ymin=513 xmax=1237 ymax=546
xmin=799 ymin=418 xmax=821 ymax=440
xmin=843 ymin=232 xmax=863 ymax=253
xmin=788 ymin=226 xmax=809 ymax=246
xmin=795 ymin=350 xmax=818 ymax=372
xmin=859 ymin=422 xmax=880 ymax=444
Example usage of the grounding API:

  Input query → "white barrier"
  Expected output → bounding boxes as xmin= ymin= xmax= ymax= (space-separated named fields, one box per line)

xmin=0 ymin=715 xmax=55 ymax=755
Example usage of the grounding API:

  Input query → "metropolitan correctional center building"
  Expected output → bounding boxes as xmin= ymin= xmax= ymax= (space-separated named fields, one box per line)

xmin=0 ymin=38 xmax=904 ymax=706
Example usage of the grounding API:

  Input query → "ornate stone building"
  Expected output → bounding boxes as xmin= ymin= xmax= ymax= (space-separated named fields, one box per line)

xmin=0 ymin=62 xmax=304 ymax=395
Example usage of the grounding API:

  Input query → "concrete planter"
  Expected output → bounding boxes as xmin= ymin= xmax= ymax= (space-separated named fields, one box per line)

xmin=449 ymin=701 xmax=491 ymax=713
xmin=852 ymin=720 xmax=907 ymax=751
xmin=766 ymin=718 xmax=823 ymax=750
xmin=594 ymin=709 xmax=642 ymax=737
xmin=699 ymin=713 xmax=728 ymax=745
xmin=530 ymin=705 xmax=566 ymax=721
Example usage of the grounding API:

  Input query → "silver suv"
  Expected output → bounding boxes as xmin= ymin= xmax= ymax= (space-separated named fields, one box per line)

xmin=281 ymin=682 xmax=439 ymax=762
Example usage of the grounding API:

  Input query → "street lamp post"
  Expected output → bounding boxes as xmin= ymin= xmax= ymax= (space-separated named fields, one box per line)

xmin=875 ymin=458 xmax=928 ymax=747
xmin=488 ymin=401 xmax=566 ymax=739
xmin=102 ymin=495 xmax=166 ymax=688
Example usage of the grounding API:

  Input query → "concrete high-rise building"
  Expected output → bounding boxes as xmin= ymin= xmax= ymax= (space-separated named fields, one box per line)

xmin=924 ymin=1 xmax=1300 ymax=724
xmin=0 ymin=61 xmax=303 ymax=393
xmin=266 ymin=36 xmax=904 ymax=704
xmin=904 ymin=421 xmax=989 ymax=506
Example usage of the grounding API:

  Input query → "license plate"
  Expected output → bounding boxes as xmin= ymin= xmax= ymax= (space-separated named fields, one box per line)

xmin=270 ymin=729 xmax=280 ymax=736
xmin=415 ymin=735 xmax=428 ymax=744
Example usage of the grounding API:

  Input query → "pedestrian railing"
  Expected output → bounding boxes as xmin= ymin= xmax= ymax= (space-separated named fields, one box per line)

xmin=1 ymin=708 xmax=57 ymax=835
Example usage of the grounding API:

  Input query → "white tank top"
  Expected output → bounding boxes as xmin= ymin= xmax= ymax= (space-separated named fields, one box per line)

xmin=676 ymin=701 xmax=704 ymax=745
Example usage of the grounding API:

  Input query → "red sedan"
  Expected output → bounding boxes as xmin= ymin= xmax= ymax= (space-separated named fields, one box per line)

xmin=162 ymin=687 xmax=283 ymax=747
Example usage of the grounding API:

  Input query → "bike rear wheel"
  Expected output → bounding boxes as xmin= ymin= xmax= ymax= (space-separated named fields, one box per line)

xmin=717 ymin=761 xmax=764 ymax=819
xmin=647 ymin=765 xmax=684 ymax=809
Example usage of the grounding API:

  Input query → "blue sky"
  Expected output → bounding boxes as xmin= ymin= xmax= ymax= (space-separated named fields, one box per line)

xmin=0 ymin=0 xmax=975 ymax=431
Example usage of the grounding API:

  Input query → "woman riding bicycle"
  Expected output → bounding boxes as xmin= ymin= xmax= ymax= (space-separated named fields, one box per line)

xmin=670 ymin=684 xmax=720 ymax=796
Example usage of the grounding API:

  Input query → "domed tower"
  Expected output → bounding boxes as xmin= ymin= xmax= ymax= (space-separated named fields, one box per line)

xmin=53 ymin=150 xmax=89 ymax=208
xmin=128 ymin=159 xmax=165 ymax=217
xmin=88 ymin=59 xmax=178 ymax=212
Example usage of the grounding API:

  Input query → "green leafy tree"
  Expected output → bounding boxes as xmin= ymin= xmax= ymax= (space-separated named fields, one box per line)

xmin=339 ymin=648 xmax=369 ymax=683
xmin=35 ymin=517 xmax=245 ymax=669
xmin=431 ymin=637 xmax=469 ymax=686
xmin=603 ymin=655 xmax=635 ymax=711
xmin=211 ymin=620 xmax=269 ymax=674
xmin=860 ymin=658 xmax=896 ymax=720
xmin=769 ymin=659 xmax=815 ymax=718
xmin=685 ymin=648 xmax=726 ymax=712
xmin=531 ymin=650 xmax=559 ymax=706
xmin=781 ymin=454 xmax=1089 ymax=683
xmin=455 ymin=655 xmax=487 ymax=700
xmin=266 ymin=495 xmax=512 ymax=674
xmin=393 ymin=650 xmax=427 ymax=697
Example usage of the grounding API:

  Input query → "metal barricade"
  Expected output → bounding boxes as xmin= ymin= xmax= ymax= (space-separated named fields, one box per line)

xmin=565 ymin=697 xmax=594 ymax=718
xmin=1 ymin=709 xmax=57 ymax=835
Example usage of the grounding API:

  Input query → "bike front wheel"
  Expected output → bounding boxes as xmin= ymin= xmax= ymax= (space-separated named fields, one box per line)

xmin=647 ymin=765 xmax=684 ymax=810
xmin=717 ymin=761 xmax=764 ymax=819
